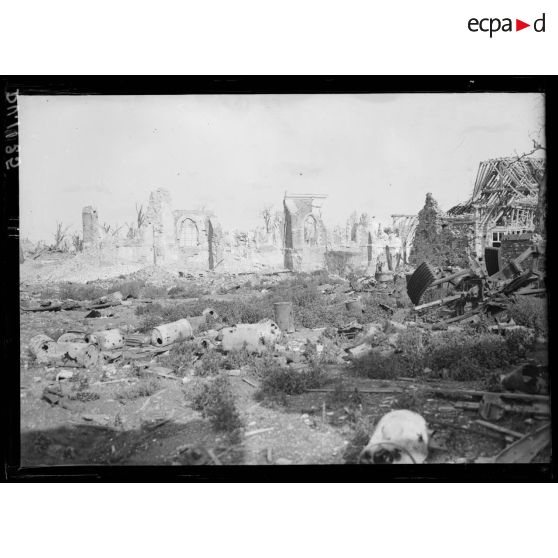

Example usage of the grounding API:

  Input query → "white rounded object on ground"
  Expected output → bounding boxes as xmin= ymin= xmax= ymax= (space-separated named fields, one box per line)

xmin=359 ymin=409 xmax=429 ymax=464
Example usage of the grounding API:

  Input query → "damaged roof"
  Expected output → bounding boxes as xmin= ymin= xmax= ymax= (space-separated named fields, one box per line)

xmin=447 ymin=157 xmax=545 ymax=217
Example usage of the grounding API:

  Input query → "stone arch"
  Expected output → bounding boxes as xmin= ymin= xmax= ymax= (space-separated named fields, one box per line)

xmin=179 ymin=218 xmax=199 ymax=247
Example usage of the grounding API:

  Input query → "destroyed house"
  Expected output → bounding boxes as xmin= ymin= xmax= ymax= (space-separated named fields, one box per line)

xmin=447 ymin=157 xmax=544 ymax=253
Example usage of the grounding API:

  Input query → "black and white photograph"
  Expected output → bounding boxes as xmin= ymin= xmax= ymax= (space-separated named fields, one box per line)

xmin=8 ymin=79 xmax=550 ymax=475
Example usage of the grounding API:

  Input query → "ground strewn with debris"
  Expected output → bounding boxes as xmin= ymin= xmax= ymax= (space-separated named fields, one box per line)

xmin=20 ymin=258 xmax=550 ymax=466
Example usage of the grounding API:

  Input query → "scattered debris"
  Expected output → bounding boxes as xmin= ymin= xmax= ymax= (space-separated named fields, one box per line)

xmin=473 ymin=420 xmax=523 ymax=440
xmin=337 ymin=321 xmax=363 ymax=339
xmin=242 ymin=378 xmax=259 ymax=388
xmin=55 ymin=370 xmax=74 ymax=381
xmin=501 ymin=363 xmax=548 ymax=395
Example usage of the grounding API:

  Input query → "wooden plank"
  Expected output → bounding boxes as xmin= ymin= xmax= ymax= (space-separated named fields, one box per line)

xmin=306 ymin=387 xmax=403 ymax=394
xmin=426 ymin=387 xmax=549 ymax=402
xmin=474 ymin=420 xmax=523 ymax=439
xmin=494 ymin=423 xmax=551 ymax=463
xmin=414 ymin=294 xmax=462 ymax=311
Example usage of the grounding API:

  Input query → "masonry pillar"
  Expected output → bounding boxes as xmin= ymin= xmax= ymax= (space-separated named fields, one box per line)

xmin=82 ymin=206 xmax=100 ymax=249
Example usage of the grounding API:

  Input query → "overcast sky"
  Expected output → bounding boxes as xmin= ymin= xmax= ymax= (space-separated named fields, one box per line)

xmin=18 ymin=93 xmax=544 ymax=242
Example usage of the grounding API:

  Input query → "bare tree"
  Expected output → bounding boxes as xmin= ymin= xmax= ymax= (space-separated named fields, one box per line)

xmin=126 ymin=204 xmax=147 ymax=239
xmin=111 ymin=225 xmax=123 ymax=237
xmin=71 ymin=232 xmax=83 ymax=252
xmin=53 ymin=222 xmax=70 ymax=251
xmin=262 ymin=207 xmax=272 ymax=234
xmin=136 ymin=203 xmax=145 ymax=229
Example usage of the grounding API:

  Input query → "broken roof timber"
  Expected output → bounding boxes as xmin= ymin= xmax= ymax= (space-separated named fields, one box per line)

xmin=448 ymin=157 xmax=544 ymax=218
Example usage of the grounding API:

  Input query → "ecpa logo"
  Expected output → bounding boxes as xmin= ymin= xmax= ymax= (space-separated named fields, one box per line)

xmin=468 ymin=13 xmax=546 ymax=37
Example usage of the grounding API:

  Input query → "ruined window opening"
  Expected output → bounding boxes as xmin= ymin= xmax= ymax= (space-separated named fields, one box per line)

xmin=350 ymin=223 xmax=358 ymax=242
xmin=304 ymin=215 xmax=318 ymax=246
xmin=180 ymin=218 xmax=199 ymax=247
xmin=491 ymin=231 xmax=504 ymax=247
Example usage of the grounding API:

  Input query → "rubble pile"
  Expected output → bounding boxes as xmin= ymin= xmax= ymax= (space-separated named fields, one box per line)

xmin=19 ymin=231 xmax=548 ymax=466
xmin=406 ymin=235 xmax=546 ymax=330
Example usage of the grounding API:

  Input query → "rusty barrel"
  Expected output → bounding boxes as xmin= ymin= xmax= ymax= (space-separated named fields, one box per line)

xmin=57 ymin=342 xmax=100 ymax=367
xmin=151 ymin=319 xmax=193 ymax=346
xmin=29 ymin=334 xmax=57 ymax=363
xmin=273 ymin=302 xmax=295 ymax=333
xmin=86 ymin=328 xmax=125 ymax=350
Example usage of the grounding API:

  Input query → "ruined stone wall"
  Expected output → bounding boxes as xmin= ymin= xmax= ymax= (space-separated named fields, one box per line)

xmin=82 ymin=206 xmax=100 ymax=249
xmin=409 ymin=193 xmax=475 ymax=268
xmin=145 ymin=189 xmax=178 ymax=264
xmin=283 ymin=195 xmax=328 ymax=272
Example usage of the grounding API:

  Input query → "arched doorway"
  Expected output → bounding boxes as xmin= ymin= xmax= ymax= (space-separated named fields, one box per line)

xmin=179 ymin=218 xmax=199 ymax=247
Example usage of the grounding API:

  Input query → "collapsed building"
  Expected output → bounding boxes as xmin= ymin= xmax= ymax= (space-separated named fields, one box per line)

xmin=80 ymin=188 xmax=415 ymax=275
xmin=325 ymin=214 xmax=417 ymax=275
xmin=282 ymin=195 xmax=416 ymax=274
xmin=283 ymin=194 xmax=328 ymax=271
xmin=410 ymin=157 xmax=545 ymax=269
xmin=82 ymin=189 xmax=224 ymax=271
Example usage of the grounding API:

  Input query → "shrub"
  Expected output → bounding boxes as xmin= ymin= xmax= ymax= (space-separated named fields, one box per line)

xmin=194 ymin=350 xmax=223 ymax=377
xmin=425 ymin=331 xmax=511 ymax=379
xmin=222 ymin=345 xmax=256 ymax=370
xmin=350 ymin=328 xmax=532 ymax=382
xmin=350 ymin=350 xmax=412 ymax=380
xmin=317 ymin=337 xmax=342 ymax=364
xmin=136 ymin=302 xmax=164 ymax=316
xmin=505 ymin=328 xmax=536 ymax=360
xmin=116 ymin=378 xmax=161 ymax=400
xmin=342 ymin=416 xmax=374 ymax=463
xmin=142 ymin=284 xmax=168 ymax=298
xmin=189 ymin=376 xmax=243 ymax=434
xmin=255 ymin=361 xmax=326 ymax=404
xmin=507 ymin=297 xmax=548 ymax=336
xmin=157 ymin=339 xmax=199 ymax=376
xmin=325 ymin=379 xmax=363 ymax=407
xmin=168 ymin=282 xmax=208 ymax=299
xmin=68 ymin=391 xmax=100 ymax=402
xmin=137 ymin=314 xmax=163 ymax=334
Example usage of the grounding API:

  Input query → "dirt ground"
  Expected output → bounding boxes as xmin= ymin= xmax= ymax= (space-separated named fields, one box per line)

xmin=19 ymin=257 xmax=550 ymax=467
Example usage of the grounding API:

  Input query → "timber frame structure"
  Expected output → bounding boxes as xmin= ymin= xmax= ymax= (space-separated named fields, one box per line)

xmin=446 ymin=157 xmax=545 ymax=254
